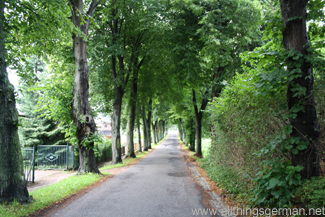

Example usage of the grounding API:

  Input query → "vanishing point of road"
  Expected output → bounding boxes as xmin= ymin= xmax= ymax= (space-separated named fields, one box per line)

xmin=48 ymin=132 xmax=209 ymax=217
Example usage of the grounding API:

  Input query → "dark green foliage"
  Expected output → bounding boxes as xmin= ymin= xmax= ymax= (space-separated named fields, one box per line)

xmin=94 ymin=137 xmax=112 ymax=163
xmin=252 ymin=158 xmax=303 ymax=208
xmin=207 ymin=0 xmax=325 ymax=209
xmin=19 ymin=117 xmax=65 ymax=147
xmin=17 ymin=58 xmax=65 ymax=147
xmin=296 ymin=177 xmax=325 ymax=209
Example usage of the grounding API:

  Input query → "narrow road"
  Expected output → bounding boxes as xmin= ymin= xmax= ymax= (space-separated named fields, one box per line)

xmin=49 ymin=132 xmax=208 ymax=217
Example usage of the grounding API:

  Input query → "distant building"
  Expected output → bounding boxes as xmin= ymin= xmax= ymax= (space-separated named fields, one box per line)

xmin=95 ymin=115 xmax=112 ymax=137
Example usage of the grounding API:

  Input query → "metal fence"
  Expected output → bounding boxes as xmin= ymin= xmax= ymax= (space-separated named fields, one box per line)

xmin=21 ymin=143 xmax=111 ymax=179
xmin=22 ymin=147 xmax=35 ymax=183
xmin=37 ymin=144 xmax=74 ymax=170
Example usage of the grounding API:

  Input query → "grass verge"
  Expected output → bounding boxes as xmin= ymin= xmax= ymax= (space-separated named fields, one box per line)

xmin=0 ymin=172 xmax=109 ymax=217
xmin=177 ymin=135 xmax=250 ymax=208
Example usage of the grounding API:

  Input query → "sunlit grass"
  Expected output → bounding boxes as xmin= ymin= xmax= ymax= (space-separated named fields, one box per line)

xmin=202 ymin=138 xmax=211 ymax=157
xmin=0 ymin=172 xmax=109 ymax=217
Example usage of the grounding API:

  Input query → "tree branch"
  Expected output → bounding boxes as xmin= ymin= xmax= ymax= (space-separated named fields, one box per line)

xmin=192 ymin=89 xmax=199 ymax=116
xmin=87 ymin=0 xmax=102 ymax=17
xmin=137 ymin=57 xmax=146 ymax=69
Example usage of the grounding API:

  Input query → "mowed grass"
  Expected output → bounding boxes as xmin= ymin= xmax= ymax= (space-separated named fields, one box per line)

xmin=0 ymin=172 xmax=109 ymax=217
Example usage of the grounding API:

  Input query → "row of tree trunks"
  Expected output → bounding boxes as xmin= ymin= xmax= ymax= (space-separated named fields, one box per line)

xmin=125 ymin=31 xmax=145 ymax=158
xmin=159 ymin=120 xmax=166 ymax=140
xmin=109 ymin=1 xmax=129 ymax=164
xmin=70 ymin=0 xmax=101 ymax=173
xmin=0 ymin=1 xmax=29 ymax=203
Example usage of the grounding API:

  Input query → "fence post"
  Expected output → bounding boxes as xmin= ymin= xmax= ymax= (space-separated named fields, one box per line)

xmin=32 ymin=146 xmax=35 ymax=183
xmin=66 ymin=143 xmax=69 ymax=170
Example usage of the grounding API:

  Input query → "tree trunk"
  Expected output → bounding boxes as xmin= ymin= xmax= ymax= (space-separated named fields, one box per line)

xmin=111 ymin=84 xmax=123 ymax=163
xmin=192 ymin=89 xmax=209 ymax=157
xmin=155 ymin=121 xmax=159 ymax=142
xmin=137 ymin=118 xmax=142 ymax=152
xmin=159 ymin=120 xmax=164 ymax=140
xmin=195 ymin=114 xmax=203 ymax=156
xmin=70 ymin=0 xmax=101 ymax=173
xmin=280 ymin=0 xmax=320 ymax=179
xmin=0 ymin=2 xmax=29 ymax=203
xmin=152 ymin=122 xmax=157 ymax=144
xmin=157 ymin=120 xmax=161 ymax=141
xmin=142 ymin=105 xmax=148 ymax=151
xmin=147 ymin=99 xmax=152 ymax=149
xmin=189 ymin=119 xmax=196 ymax=151
xmin=180 ymin=120 xmax=186 ymax=142
xmin=178 ymin=118 xmax=183 ymax=141
xmin=162 ymin=120 xmax=165 ymax=137
xmin=125 ymin=103 xmax=136 ymax=158
xmin=125 ymin=65 xmax=138 ymax=158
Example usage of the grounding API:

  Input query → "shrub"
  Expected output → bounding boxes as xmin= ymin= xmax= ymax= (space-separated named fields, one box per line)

xmin=295 ymin=177 xmax=325 ymax=210
xmin=94 ymin=136 xmax=112 ymax=163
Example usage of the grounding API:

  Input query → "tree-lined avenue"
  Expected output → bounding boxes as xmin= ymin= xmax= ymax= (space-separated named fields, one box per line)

xmin=48 ymin=132 xmax=207 ymax=217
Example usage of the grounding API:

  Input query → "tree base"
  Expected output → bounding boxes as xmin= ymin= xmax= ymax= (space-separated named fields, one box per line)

xmin=78 ymin=147 xmax=100 ymax=173
xmin=0 ymin=183 xmax=29 ymax=204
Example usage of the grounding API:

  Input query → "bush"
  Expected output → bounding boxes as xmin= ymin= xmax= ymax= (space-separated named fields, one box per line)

xmin=295 ymin=177 xmax=325 ymax=210
xmin=94 ymin=136 xmax=112 ymax=163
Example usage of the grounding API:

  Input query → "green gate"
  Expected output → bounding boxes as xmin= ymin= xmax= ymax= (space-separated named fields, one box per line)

xmin=22 ymin=147 xmax=35 ymax=183
xmin=37 ymin=144 xmax=75 ymax=170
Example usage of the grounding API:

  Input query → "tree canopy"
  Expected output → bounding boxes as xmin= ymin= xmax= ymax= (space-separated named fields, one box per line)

xmin=1 ymin=0 xmax=325 ymax=209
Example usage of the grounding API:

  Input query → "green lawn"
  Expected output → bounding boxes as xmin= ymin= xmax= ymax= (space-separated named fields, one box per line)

xmin=0 ymin=172 xmax=108 ymax=217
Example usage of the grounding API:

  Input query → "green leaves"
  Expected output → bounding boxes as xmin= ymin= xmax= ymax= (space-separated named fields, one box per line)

xmin=251 ymin=157 xmax=303 ymax=208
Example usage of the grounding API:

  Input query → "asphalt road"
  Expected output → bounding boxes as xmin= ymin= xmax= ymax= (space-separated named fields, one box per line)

xmin=49 ymin=132 xmax=207 ymax=217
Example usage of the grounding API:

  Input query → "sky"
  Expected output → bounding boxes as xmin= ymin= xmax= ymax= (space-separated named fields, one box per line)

xmin=8 ymin=68 xmax=19 ymax=87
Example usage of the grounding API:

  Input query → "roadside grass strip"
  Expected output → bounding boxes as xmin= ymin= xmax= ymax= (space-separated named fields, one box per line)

xmin=0 ymin=172 xmax=109 ymax=217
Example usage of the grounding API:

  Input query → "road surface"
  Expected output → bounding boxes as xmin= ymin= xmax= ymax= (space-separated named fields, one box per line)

xmin=48 ymin=132 xmax=208 ymax=217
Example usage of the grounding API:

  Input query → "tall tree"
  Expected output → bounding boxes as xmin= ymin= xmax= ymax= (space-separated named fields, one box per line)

xmin=0 ymin=0 xmax=29 ymax=203
xmin=192 ymin=89 xmax=209 ymax=156
xmin=18 ymin=58 xmax=65 ymax=147
xmin=125 ymin=57 xmax=142 ymax=158
xmin=279 ymin=0 xmax=320 ymax=179
xmin=69 ymin=0 xmax=101 ymax=173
